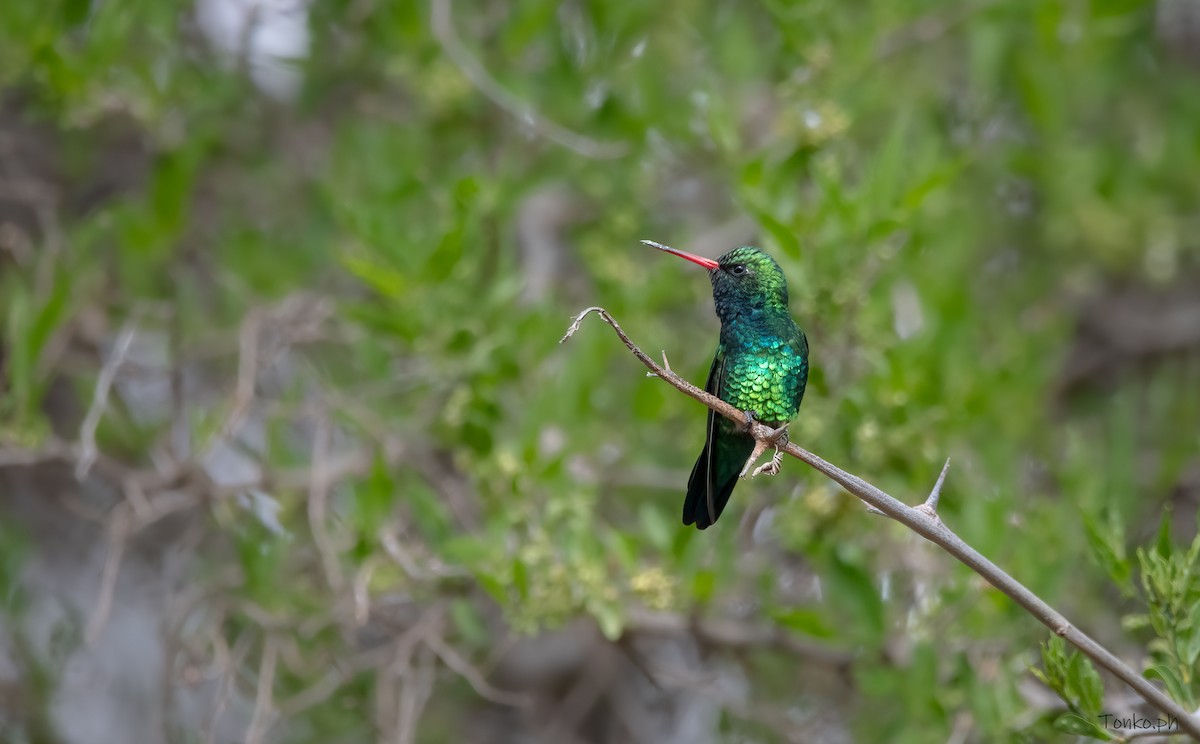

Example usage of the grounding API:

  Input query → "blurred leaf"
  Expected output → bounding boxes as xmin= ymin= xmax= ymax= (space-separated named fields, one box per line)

xmin=1082 ymin=506 xmax=1132 ymax=593
xmin=755 ymin=210 xmax=802 ymax=259
xmin=60 ymin=0 xmax=90 ymax=27
xmin=768 ymin=607 xmax=835 ymax=639
xmin=638 ymin=503 xmax=672 ymax=552
xmin=828 ymin=548 xmax=885 ymax=643
xmin=595 ymin=603 xmax=624 ymax=641
xmin=1053 ymin=714 xmax=1110 ymax=740
xmin=450 ymin=598 xmax=488 ymax=647
xmin=4 ymin=273 xmax=72 ymax=421
xmin=512 ymin=556 xmax=530 ymax=600
xmin=1145 ymin=665 xmax=1191 ymax=709
xmin=692 ymin=570 xmax=716 ymax=604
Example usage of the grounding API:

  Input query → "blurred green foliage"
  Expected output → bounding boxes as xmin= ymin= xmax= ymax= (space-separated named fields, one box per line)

xmin=1034 ymin=636 xmax=1110 ymax=740
xmin=2 ymin=0 xmax=1200 ymax=741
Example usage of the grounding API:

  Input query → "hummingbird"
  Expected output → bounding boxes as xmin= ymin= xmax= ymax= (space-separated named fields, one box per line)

xmin=644 ymin=240 xmax=809 ymax=529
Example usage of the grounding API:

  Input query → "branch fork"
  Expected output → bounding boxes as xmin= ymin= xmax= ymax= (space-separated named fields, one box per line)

xmin=738 ymin=422 xmax=789 ymax=479
xmin=559 ymin=305 xmax=1200 ymax=740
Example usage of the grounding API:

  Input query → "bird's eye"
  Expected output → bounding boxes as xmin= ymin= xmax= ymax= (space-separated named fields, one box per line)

xmin=730 ymin=264 xmax=748 ymax=276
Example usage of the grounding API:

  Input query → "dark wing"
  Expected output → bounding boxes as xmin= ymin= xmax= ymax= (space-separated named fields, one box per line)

xmin=792 ymin=328 xmax=810 ymax=406
xmin=683 ymin=346 xmax=755 ymax=528
xmin=699 ymin=347 xmax=725 ymax=521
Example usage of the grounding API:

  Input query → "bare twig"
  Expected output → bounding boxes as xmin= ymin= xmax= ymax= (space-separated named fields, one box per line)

xmin=374 ymin=606 xmax=445 ymax=740
xmin=425 ymin=634 xmax=529 ymax=708
xmin=203 ymin=632 xmax=237 ymax=744
xmin=543 ymin=643 xmax=618 ymax=741
xmin=559 ymin=306 xmax=1200 ymax=740
xmin=245 ymin=635 xmax=280 ymax=744
xmin=739 ymin=438 xmax=772 ymax=479
xmin=626 ymin=607 xmax=853 ymax=668
xmin=739 ymin=423 xmax=789 ymax=478
xmin=277 ymin=645 xmax=393 ymax=717
xmin=85 ymin=501 xmax=132 ymax=645
xmin=396 ymin=644 xmax=436 ymax=744
xmin=203 ymin=309 xmax=262 ymax=460
xmin=0 ymin=440 xmax=76 ymax=467
xmin=169 ymin=300 xmax=190 ymax=462
xmin=211 ymin=436 xmax=408 ymax=498
xmin=76 ymin=318 xmax=139 ymax=480
xmin=430 ymin=0 xmax=628 ymax=160
xmin=307 ymin=415 xmax=344 ymax=595
xmin=945 ymin=710 xmax=974 ymax=744
xmin=352 ymin=557 xmax=378 ymax=627
xmin=379 ymin=528 xmax=469 ymax=581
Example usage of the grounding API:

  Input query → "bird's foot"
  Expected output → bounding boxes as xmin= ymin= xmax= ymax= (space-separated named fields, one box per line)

xmin=741 ymin=410 xmax=760 ymax=434
xmin=751 ymin=447 xmax=784 ymax=478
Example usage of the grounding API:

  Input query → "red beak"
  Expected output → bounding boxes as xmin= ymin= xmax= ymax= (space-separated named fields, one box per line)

xmin=642 ymin=239 xmax=719 ymax=270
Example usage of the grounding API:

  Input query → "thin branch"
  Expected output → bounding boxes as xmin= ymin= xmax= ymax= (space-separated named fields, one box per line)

xmin=430 ymin=0 xmax=628 ymax=160
xmin=76 ymin=318 xmax=139 ymax=480
xmin=626 ymin=608 xmax=854 ymax=668
xmin=352 ymin=557 xmax=378 ymax=627
xmin=543 ymin=642 xmax=618 ymax=741
xmin=85 ymin=501 xmax=132 ymax=645
xmin=169 ymin=300 xmax=190 ymax=462
xmin=559 ymin=306 xmax=1200 ymax=741
xmin=201 ymin=309 xmax=262 ymax=462
xmin=245 ymin=634 xmax=280 ymax=744
xmin=396 ymin=643 xmax=436 ymax=744
xmin=374 ymin=605 xmax=445 ymax=739
xmin=379 ymin=528 xmax=469 ymax=581
xmin=277 ymin=645 xmax=392 ymax=717
xmin=424 ymin=634 xmax=530 ymax=708
xmin=203 ymin=631 xmax=237 ymax=744
xmin=307 ymin=415 xmax=344 ymax=595
xmin=211 ymin=436 xmax=408 ymax=498
xmin=0 ymin=440 xmax=75 ymax=467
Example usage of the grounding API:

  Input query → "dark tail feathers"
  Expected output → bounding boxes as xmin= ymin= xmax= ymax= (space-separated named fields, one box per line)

xmin=683 ymin=434 xmax=755 ymax=529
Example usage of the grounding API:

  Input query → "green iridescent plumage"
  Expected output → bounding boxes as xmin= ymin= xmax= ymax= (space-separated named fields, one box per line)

xmin=650 ymin=243 xmax=809 ymax=529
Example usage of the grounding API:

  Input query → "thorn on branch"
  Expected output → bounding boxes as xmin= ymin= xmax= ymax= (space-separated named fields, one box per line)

xmin=560 ymin=307 xmax=672 ymax=387
xmin=744 ymin=423 xmax=788 ymax=478
xmin=915 ymin=457 xmax=951 ymax=519
xmin=739 ymin=438 xmax=771 ymax=479
xmin=647 ymin=349 xmax=673 ymax=378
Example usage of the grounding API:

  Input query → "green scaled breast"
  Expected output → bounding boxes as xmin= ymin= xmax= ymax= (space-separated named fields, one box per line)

xmin=719 ymin=332 xmax=808 ymax=426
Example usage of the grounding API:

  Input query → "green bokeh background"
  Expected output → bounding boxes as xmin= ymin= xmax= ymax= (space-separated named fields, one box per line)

xmin=2 ymin=0 xmax=1199 ymax=741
